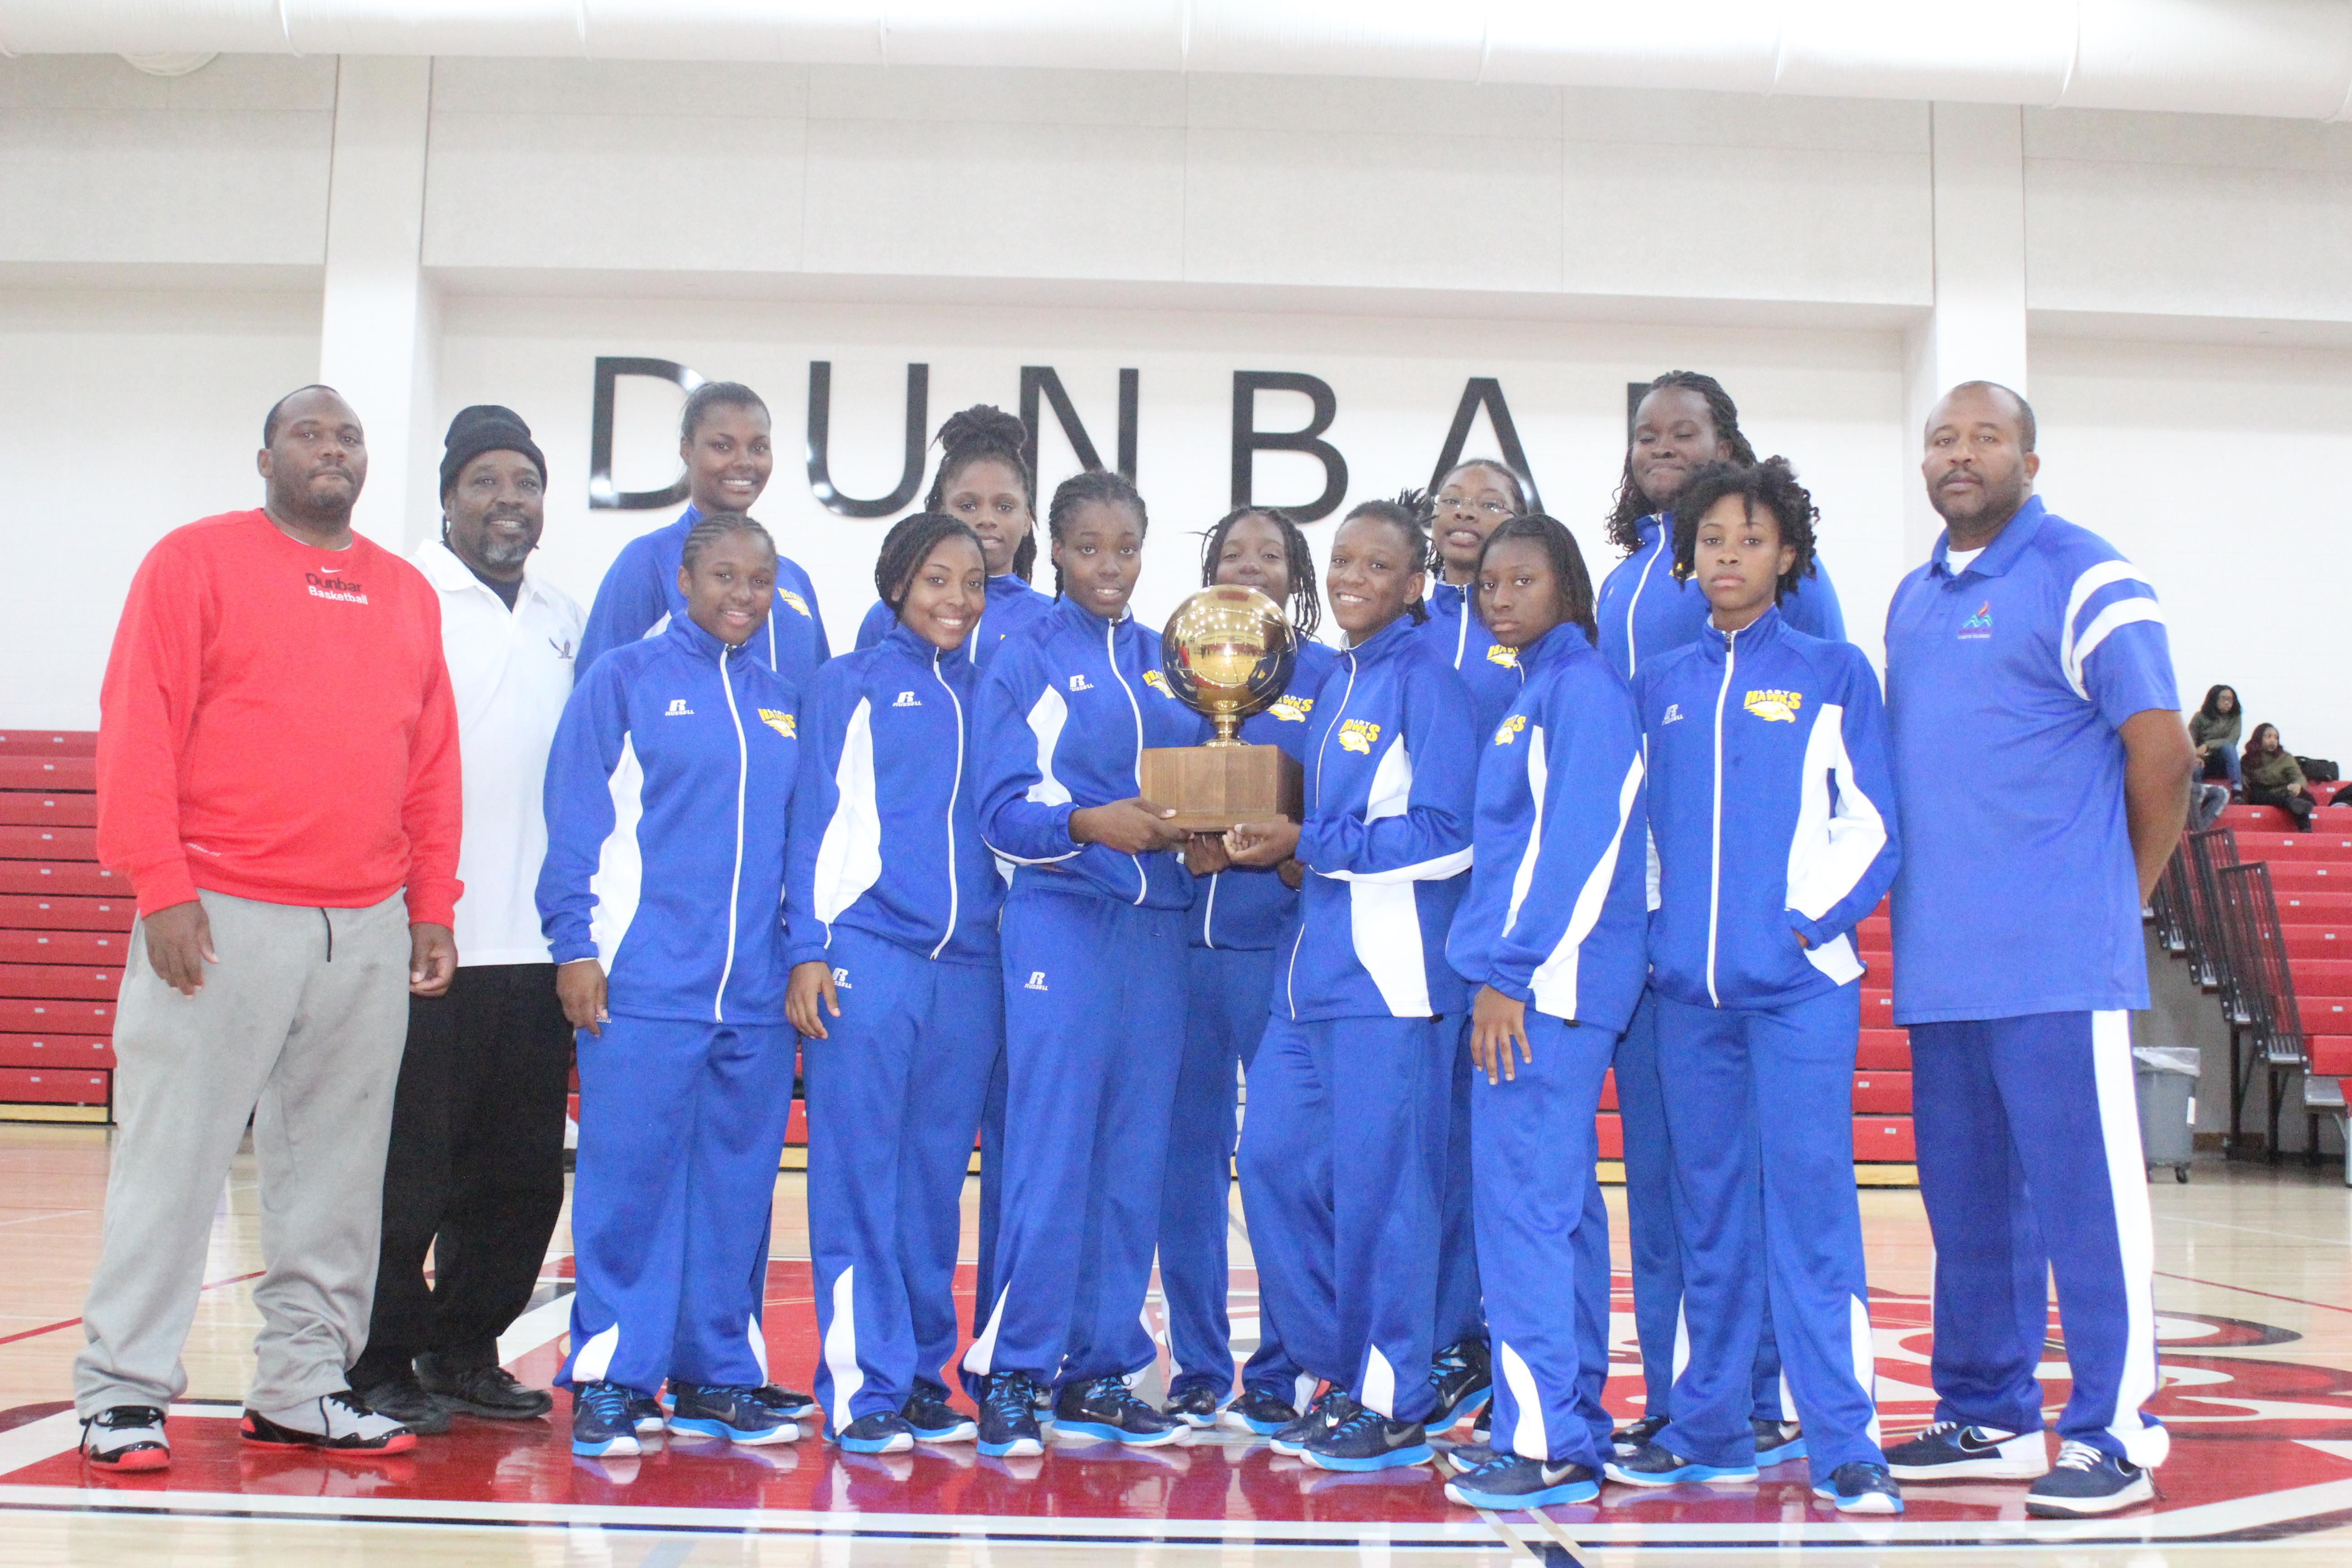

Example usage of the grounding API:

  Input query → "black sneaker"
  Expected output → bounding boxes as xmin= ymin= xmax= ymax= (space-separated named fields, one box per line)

xmin=1427 ymin=1338 xmax=1493 ymax=1428
xmin=1612 ymin=1412 xmax=1669 ymax=1456
xmin=977 ymin=1371 xmax=1046 ymax=1458
xmin=1603 ymin=1441 xmax=1758 ymax=1486
xmin=1441 ymin=1439 xmax=1499 ymax=1476
xmin=1813 ymin=1460 xmax=1903 ymax=1514
xmin=415 ymin=1353 xmax=554 ymax=1420
xmin=751 ymin=1383 xmax=818 ymax=1419
xmin=1753 ymin=1417 xmax=1805 ymax=1465
xmin=572 ymin=1382 xmax=643 ymax=1457
xmin=1303 ymin=1402 xmax=1431 ymax=1472
xmin=79 ymin=1406 xmax=168 ymax=1472
xmin=352 ymin=1369 xmax=451 ymax=1435
xmin=832 ymin=1410 xmax=915 ymax=1454
xmin=2025 ymin=1441 xmax=2155 ymax=1518
xmin=627 ymin=1392 xmax=666 ymax=1435
xmin=1219 ymin=1385 xmax=1299 ymax=1436
xmin=1163 ymin=1384 xmax=1222 ymax=1429
xmin=1884 ymin=1420 xmax=2047 ymax=1480
xmin=1469 ymin=1399 xmax=1491 ymax=1443
xmin=1270 ymin=1390 xmax=1356 ymax=1457
xmin=242 ymin=1389 xmax=417 ymax=1454
xmin=902 ymin=1381 xmax=976 ymax=1444
xmin=667 ymin=1383 xmax=800 ymax=1445
xmin=1446 ymin=1452 xmax=1600 ymax=1508
xmin=1053 ymin=1376 xmax=1186 ymax=1447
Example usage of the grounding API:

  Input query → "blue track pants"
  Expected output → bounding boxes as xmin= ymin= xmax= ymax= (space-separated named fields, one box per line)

xmin=806 ymin=928 xmax=1001 ymax=1428
xmin=1910 ymin=1009 xmax=2167 ymax=1468
xmin=1433 ymin=1018 xmax=1486 ymax=1351
xmin=561 ymin=1014 xmax=797 ymax=1394
xmin=963 ymin=882 xmax=1186 ymax=1390
xmin=1654 ymin=986 xmax=1882 ymax=1485
xmin=1473 ymin=1012 xmax=1616 ymax=1469
xmin=1160 ymin=945 xmax=1306 ymax=1402
xmin=1237 ymin=1013 xmax=1449 ymax=1424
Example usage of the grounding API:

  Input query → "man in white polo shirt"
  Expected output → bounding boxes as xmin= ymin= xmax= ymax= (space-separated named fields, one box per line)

xmin=351 ymin=406 xmax=586 ymax=1431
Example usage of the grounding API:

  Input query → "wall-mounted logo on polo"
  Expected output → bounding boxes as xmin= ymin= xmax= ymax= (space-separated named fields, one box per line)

xmin=1268 ymin=693 xmax=1314 ymax=722
xmin=1338 ymin=718 xmax=1381 ymax=755
xmin=664 ymin=698 xmax=693 ymax=717
xmin=778 ymin=587 xmax=813 ymax=620
xmin=1960 ymin=600 xmax=1994 ymax=640
xmin=758 ymin=708 xmax=796 ymax=740
xmin=1494 ymin=714 xmax=1528 ymax=746
xmin=304 ymin=570 xmax=368 ymax=605
xmin=1744 ymin=689 xmax=1803 ymax=723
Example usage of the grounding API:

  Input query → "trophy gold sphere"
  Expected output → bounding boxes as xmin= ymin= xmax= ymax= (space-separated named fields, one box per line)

xmin=1160 ymin=586 xmax=1297 ymax=747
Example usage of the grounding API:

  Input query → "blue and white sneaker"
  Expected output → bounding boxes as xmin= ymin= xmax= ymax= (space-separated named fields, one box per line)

xmin=902 ymin=1381 xmax=977 ymax=1444
xmin=1446 ymin=1452 xmax=1601 ymax=1509
xmin=831 ymin=1410 xmax=914 ymax=1454
xmin=1441 ymin=1440 xmax=1499 ymax=1477
xmin=627 ymin=1393 xmax=666 ymax=1435
xmin=1813 ymin=1460 xmax=1903 ymax=1514
xmin=1604 ymin=1441 xmax=1759 ymax=1486
xmin=570 ymin=1382 xmax=643 ymax=1457
xmin=1611 ymin=1412 xmax=1667 ymax=1456
xmin=752 ymin=1383 xmax=818 ymax=1420
xmin=1303 ymin=1404 xmax=1431 ymax=1472
xmin=1427 ymin=1338 xmax=1492 ymax=1428
xmin=1162 ymin=1384 xmax=1223 ymax=1429
xmin=1885 ymin=1420 xmax=2048 ymax=1480
xmin=977 ymin=1371 xmax=1046 ymax=1458
xmin=1754 ymin=1418 xmax=1806 ymax=1465
xmin=1270 ymin=1391 xmax=1355 ymax=1457
xmin=1218 ymin=1385 xmax=1300 ymax=1436
xmin=666 ymin=1384 xmax=801 ymax=1446
xmin=1052 ymin=1376 xmax=1186 ymax=1447
xmin=2024 ymin=1441 xmax=2155 ymax=1518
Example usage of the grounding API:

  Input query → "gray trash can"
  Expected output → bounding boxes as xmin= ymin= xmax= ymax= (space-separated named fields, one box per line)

xmin=2134 ymin=1046 xmax=2200 ymax=1182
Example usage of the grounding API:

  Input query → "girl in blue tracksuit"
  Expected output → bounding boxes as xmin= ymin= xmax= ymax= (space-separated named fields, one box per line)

xmin=960 ymin=470 xmax=1200 ymax=1457
xmin=577 ymin=382 xmax=831 ymax=688
xmin=786 ymin=513 xmax=1007 ymax=1455
xmin=1613 ymin=459 xmax=1902 ymax=1514
xmin=852 ymin=404 xmax=1054 ymax=663
xmin=1589 ymin=372 xmax=1845 ymax=1454
xmin=1226 ymin=498 xmax=1477 ymax=1475
xmin=539 ymin=513 xmax=805 ymax=1459
xmin=1157 ymin=506 xmax=1336 ymax=1435
xmin=1441 ymin=514 xmax=1651 ymax=1512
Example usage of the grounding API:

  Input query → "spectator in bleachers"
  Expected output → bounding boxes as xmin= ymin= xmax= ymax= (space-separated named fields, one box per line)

xmin=349 ymin=407 xmax=584 ymax=1435
xmin=2189 ymin=686 xmax=2241 ymax=789
xmin=76 ymin=385 xmax=462 ymax=1471
xmin=2241 ymin=724 xmax=2317 ymax=829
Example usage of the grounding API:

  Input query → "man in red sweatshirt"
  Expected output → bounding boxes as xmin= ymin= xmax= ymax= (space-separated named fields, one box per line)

xmin=74 ymin=384 xmax=465 ymax=1471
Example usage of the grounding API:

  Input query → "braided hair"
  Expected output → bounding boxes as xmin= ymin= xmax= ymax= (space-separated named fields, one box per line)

xmin=680 ymin=509 xmax=775 ymax=570
xmin=924 ymin=404 xmax=1039 ymax=583
xmin=681 ymin=381 xmax=769 ymax=441
xmin=1198 ymin=505 xmax=1322 ymax=640
xmin=874 ymin=510 xmax=986 ymax=615
xmin=1044 ymin=469 xmax=1147 ymax=598
xmin=1605 ymin=371 xmax=1759 ymax=555
xmin=1668 ymin=457 xmax=1820 ymax=603
xmin=1340 ymin=493 xmax=1434 ymax=627
xmin=1475 ymin=513 xmax=1598 ymax=645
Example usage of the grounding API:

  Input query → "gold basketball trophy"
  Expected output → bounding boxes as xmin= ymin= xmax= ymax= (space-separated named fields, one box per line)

xmin=1141 ymin=586 xmax=1307 ymax=830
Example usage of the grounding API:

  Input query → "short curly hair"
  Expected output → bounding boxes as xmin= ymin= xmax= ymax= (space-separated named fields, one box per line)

xmin=1669 ymin=457 xmax=1819 ymax=604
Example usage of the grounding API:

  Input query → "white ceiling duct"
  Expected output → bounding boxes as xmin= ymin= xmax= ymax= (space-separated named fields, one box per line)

xmin=3 ymin=1 xmax=2350 ymax=122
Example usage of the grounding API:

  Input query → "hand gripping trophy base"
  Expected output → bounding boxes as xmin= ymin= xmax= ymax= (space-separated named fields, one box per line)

xmin=1142 ymin=585 xmax=1306 ymax=830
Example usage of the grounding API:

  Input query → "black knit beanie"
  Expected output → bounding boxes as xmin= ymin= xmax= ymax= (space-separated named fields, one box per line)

xmin=440 ymin=404 xmax=547 ymax=498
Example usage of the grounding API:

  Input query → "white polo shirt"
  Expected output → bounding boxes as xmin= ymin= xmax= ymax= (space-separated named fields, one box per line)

xmin=410 ymin=538 xmax=586 ymax=967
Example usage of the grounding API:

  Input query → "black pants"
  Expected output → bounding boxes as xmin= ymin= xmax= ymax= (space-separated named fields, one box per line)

xmin=2246 ymin=785 xmax=2315 ymax=829
xmin=353 ymin=963 xmax=573 ymax=1383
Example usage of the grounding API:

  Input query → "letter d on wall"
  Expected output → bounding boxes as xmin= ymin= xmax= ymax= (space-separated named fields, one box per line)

xmin=589 ymin=356 xmax=704 ymax=510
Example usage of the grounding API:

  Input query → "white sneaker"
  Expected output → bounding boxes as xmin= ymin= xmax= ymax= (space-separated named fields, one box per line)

xmin=79 ymin=1406 xmax=169 ymax=1471
xmin=1884 ymin=1420 xmax=2047 ymax=1480
xmin=242 ymin=1389 xmax=417 ymax=1453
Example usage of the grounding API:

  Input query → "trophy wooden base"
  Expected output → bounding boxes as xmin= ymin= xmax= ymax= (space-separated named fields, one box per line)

xmin=1138 ymin=744 xmax=1304 ymax=831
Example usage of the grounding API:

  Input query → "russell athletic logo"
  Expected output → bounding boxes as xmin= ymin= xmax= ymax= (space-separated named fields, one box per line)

xmin=758 ymin=708 xmax=796 ymax=740
xmin=1024 ymin=971 xmax=1048 ymax=991
xmin=304 ymin=570 xmax=368 ymax=605
xmin=1068 ymin=674 xmax=1094 ymax=692
xmin=892 ymin=691 xmax=921 ymax=707
xmin=1662 ymin=703 xmax=1685 ymax=725
xmin=1338 ymin=718 xmax=1381 ymax=755
xmin=1960 ymin=600 xmax=1994 ymax=640
xmin=1744 ymin=689 xmax=1803 ymax=723
xmin=665 ymin=699 xmax=693 ymax=717
xmin=831 ymin=967 xmax=851 ymax=988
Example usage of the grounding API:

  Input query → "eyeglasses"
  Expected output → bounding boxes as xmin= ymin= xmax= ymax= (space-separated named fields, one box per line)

xmin=1434 ymin=495 xmax=1512 ymax=517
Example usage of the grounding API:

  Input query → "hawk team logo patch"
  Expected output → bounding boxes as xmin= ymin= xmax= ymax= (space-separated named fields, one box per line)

xmin=1744 ymin=690 xmax=1802 ymax=723
xmin=1494 ymin=714 xmax=1528 ymax=746
xmin=1268 ymin=694 xmax=1313 ymax=722
xmin=1960 ymin=600 xmax=1994 ymax=640
xmin=1338 ymin=719 xmax=1381 ymax=755
xmin=1143 ymin=670 xmax=1175 ymax=698
xmin=778 ymin=587 xmax=813 ymax=619
xmin=758 ymin=707 xmax=796 ymax=740
xmin=1485 ymin=643 xmax=1519 ymax=668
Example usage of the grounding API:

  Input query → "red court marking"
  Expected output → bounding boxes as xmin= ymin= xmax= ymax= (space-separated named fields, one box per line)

xmin=2156 ymin=1269 xmax=2352 ymax=1317
xmin=0 ymin=1269 xmax=264 ymax=1348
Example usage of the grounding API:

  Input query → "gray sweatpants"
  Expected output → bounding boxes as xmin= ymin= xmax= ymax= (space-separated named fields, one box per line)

xmin=74 ymin=889 xmax=412 ymax=1416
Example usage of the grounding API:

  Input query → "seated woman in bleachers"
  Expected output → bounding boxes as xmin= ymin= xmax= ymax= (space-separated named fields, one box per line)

xmin=2241 ymin=724 xmax=2316 ymax=830
xmin=2189 ymin=685 xmax=2241 ymax=790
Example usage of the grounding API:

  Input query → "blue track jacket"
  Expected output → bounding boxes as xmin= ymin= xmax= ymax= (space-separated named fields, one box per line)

xmin=1595 ymin=514 xmax=1847 ymax=681
xmin=973 ymin=594 xmax=1199 ymax=910
xmin=1635 ymin=606 xmax=1899 ymax=1011
xmin=1282 ymin=616 xmax=1477 ymax=1022
xmin=853 ymin=574 xmax=1055 ymax=666
xmin=785 ymin=623 xmax=1003 ymax=971
xmin=1189 ymin=639 xmax=1340 ymax=951
xmin=576 ymin=505 xmax=831 ymax=686
xmin=539 ymin=616 xmax=800 ymax=1025
xmin=1422 ymin=580 xmax=1528 ymax=735
xmin=1446 ymin=623 xmax=1650 ymax=1034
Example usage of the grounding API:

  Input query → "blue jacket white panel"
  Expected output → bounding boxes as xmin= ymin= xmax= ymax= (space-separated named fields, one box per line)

xmin=784 ymin=623 xmax=1004 ymax=971
xmin=1284 ymin=617 xmax=1478 ymax=1022
xmin=853 ymin=573 xmax=1056 ymax=666
xmin=1883 ymin=497 xmax=2177 ymax=1023
xmin=575 ymin=505 xmax=831 ymax=687
xmin=1191 ymin=639 xmax=1339 ymax=952
xmin=1446 ymin=623 xmax=1650 ymax=1034
xmin=1594 ymin=515 xmax=1847 ymax=682
xmin=972 ymin=594 xmax=1200 ymax=911
xmin=539 ymin=616 xmax=800 ymax=1025
xmin=1422 ymin=580 xmax=1529 ymax=736
xmin=1636 ymin=607 xmax=1900 ymax=1012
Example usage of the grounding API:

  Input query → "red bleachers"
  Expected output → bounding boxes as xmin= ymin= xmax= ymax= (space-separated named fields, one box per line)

xmin=0 ymin=732 xmax=118 ymax=1120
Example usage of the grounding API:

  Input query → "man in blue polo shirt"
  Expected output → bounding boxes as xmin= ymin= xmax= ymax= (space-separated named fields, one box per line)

xmin=1880 ymin=382 xmax=2192 ymax=1519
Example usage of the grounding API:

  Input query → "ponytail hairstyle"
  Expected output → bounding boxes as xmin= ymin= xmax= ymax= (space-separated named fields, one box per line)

xmin=874 ymin=510 xmax=986 ymax=616
xmin=681 ymin=381 xmax=770 ymax=442
xmin=1606 ymin=370 xmax=1759 ymax=555
xmin=680 ymin=509 xmax=775 ymax=570
xmin=1044 ymin=469 xmax=1148 ymax=599
xmin=1198 ymin=505 xmax=1322 ymax=641
xmin=1340 ymin=491 xmax=1434 ymax=626
xmin=1475 ymin=513 xmax=1598 ymax=646
xmin=1668 ymin=457 xmax=1820 ymax=603
xmin=924 ymin=404 xmax=1039 ymax=583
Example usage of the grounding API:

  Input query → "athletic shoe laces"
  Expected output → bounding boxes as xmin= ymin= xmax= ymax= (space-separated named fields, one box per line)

xmin=2052 ymin=1439 xmax=2108 ymax=1472
xmin=1082 ymin=1376 xmax=1144 ymax=1411
xmin=983 ymin=1377 xmax=1036 ymax=1423
xmin=578 ymin=1383 xmax=634 ymax=1426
